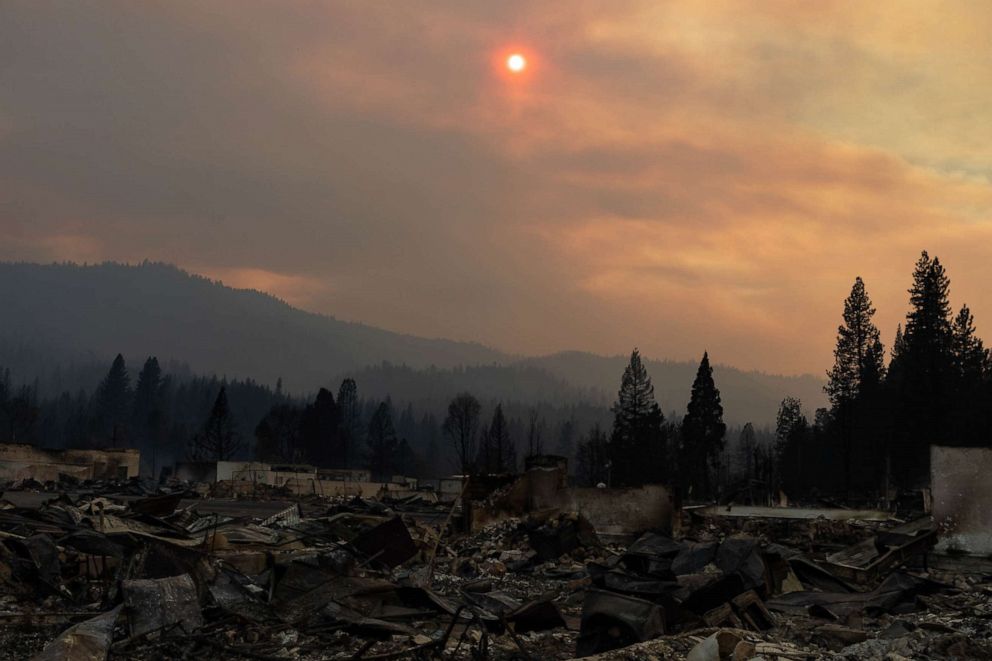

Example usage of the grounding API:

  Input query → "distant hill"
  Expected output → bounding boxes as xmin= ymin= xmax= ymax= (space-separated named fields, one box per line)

xmin=0 ymin=262 xmax=827 ymax=425
xmin=0 ymin=262 xmax=509 ymax=392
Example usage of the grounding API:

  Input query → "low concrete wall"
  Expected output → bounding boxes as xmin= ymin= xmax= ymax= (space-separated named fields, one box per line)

xmin=474 ymin=467 xmax=676 ymax=536
xmin=174 ymin=462 xmax=217 ymax=483
xmin=932 ymin=445 xmax=992 ymax=556
xmin=0 ymin=443 xmax=140 ymax=482
xmin=562 ymin=485 xmax=677 ymax=537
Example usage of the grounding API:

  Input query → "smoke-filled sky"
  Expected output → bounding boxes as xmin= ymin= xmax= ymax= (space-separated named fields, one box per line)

xmin=2 ymin=2 xmax=991 ymax=375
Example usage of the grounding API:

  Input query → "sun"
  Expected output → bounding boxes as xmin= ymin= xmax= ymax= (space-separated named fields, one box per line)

xmin=506 ymin=53 xmax=527 ymax=73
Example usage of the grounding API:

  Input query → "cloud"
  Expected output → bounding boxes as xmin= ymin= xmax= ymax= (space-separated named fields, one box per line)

xmin=1 ymin=1 xmax=990 ymax=375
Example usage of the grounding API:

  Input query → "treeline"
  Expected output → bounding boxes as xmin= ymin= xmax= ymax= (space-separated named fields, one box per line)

xmin=0 ymin=356 xmax=285 ymax=475
xmin=0 ymin=354 xmax=618 ymax=481
xmin=577 ymin=250 xmax=992 ymax=501
xmin=776 ymin=251 xmax=990 ymax=495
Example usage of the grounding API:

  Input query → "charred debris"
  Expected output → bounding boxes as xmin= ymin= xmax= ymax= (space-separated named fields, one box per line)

xmin=1 ymin=452 xmax=991 ymax=661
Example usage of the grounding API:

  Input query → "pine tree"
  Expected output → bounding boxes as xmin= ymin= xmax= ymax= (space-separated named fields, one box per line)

xmin=95 ymin=354 xmax=132 ymax=447
xmin=478 ymin=403 xmax=515 ymax=473
xmin=905 ymin=252 xmax=953 ymax=357
xmin=890 ymin=251 xmax=955 ymax=485
xmin=825 ymin=278 xmax=885 ymax=494
xmin=132 ymin=357 xmax=166 ymax=474
xmin=890 ymin=324 xmax=906 ymax=365
xmin=609 ymin=349 xmax=667 ymax=487
xmin=826 ymin=277 xmax=885 ymax=407
xmin=188 ymin=387 xmax=243 ymax=461
xmin=679 ymin=352 xmax=726 ymax=499
xmin=301 ymin=387 xmax=341 ymax=467
xmin=774 ymin=396 xmax=808 ymax=495
xmin=951 ymin=304 xmax=988 ymax=383
xmin=366 ymin=401 xmax=398 ymax=481
xmin=949 ymin=304 xmax=989 ymax=444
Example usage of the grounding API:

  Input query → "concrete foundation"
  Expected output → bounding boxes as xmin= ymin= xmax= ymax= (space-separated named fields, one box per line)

xmin=931 ymin=445 xmax=992 ymax=556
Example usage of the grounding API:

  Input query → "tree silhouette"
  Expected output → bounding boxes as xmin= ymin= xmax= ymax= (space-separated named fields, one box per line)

xmin=300 ymin=387 xmax=341 ymax=467
xmin=132 ymin=357 xmax=166 ymax=474
xmin=443 ymin=393 xmax=481 ymax=475
xmin=337 ymin=378 xmax=361 ymax=468
xmin=825 ymin=277 xmax=885 ymax=495
xmin=255 ymin=404 xmax=303 ymax=463
xmin=889 ymin=251 xmax=954 ymax=485
xmin=680 ymin=352 xmax=726 ymax=499
xmin=774 ymin=396 xmax=808 ymax=495
xmin=609 ymin=349 xmax=667 ymax=487
xmin=95 ymin=354 xmax=132 ymax=447
xmin=188 ymin=386 xmax=243 ymax=461
xmin=476 ymin=403 xmax=516 ymax=473
xmin=575 ymin=424 xmax=609 ymax=487
xmin=737 ymin=423 xmax=757 ymax=482
xmin=949 ymin=304 xmax=990 ymax=444
xmin=826 ymin=277 xmax=885 ymax=407
xmin=366 ymin=401 xmax=398 ymax=480
xmin=525 ymin=409 xmax=544 ymax=457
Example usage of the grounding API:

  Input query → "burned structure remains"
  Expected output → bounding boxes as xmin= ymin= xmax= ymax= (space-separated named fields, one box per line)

xmin=0 ymin=446 xmax=989 ymax=660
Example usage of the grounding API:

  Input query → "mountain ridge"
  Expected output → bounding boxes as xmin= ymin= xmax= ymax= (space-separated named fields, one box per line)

xmin=0 ymin=261 xmax=827 ymax=424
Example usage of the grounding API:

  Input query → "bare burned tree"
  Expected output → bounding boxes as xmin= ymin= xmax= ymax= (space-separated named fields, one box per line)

xmin=443 ymin=392 xmax=481 ymax=475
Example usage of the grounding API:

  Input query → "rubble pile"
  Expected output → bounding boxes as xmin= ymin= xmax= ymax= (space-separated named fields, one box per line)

xmin=0 ymin=479 xmax=990 ymax=660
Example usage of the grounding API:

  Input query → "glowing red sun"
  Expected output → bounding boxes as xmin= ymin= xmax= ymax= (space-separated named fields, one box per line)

xmin=506 ymin=53 xmax=527 ymax=72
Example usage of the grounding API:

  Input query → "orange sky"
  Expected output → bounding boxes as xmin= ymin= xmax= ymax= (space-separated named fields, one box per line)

xmin=1 ymin=1 xmax=991 ymax=375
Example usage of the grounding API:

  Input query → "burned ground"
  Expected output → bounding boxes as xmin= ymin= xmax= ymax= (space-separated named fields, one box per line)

xmin=0 ymin=470 xmax=990 ymax=660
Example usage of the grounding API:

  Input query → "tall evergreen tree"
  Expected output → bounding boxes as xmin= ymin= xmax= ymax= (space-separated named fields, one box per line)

xmin=890 ymin=324 xmax=907 ymax=365
xmin=132 ymin=357 xmax=166 ymax=474
xmin=825 ymin=278 xmax=885 ymax=494
xmin=889 ymin=251 xmax=954 ymax=485
xmin=609 ymin=349 xmax=667 ymax=487
xmin=188 ymin=386 xmax=243 ymax=461
xmin=300 ymin=387 xmax=341 ymax=467
xmin=477 ymin=403 xmax=515 ymax=473
xmin=949 ymin=304 xmax=989 ymax=445
xmin=679 ymin=352 xmax=726 ymax=499
xmin=366 ymin=401 xmax=398 ymax=481
xmin=951 ymin=304 xmax=988 ymax=383
xmin=826 ymin=277 xmax=885 ymax=407
xmin=774 ymin=396 xmax=808 ymax=496
xmin=95 ymin=354 xmax=132 ymax=447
